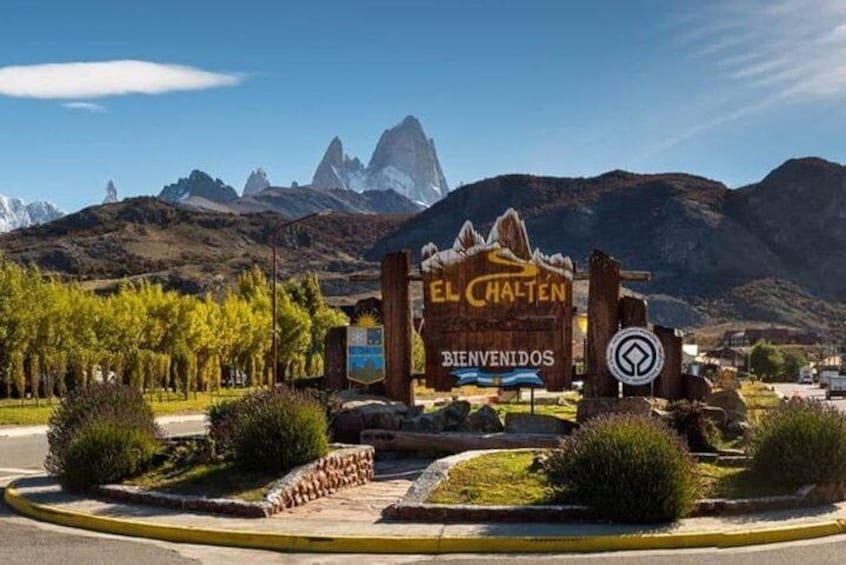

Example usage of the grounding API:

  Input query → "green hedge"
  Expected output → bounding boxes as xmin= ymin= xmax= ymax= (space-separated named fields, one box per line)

xmin=46 ymin=383 xmax=161 ymax=491
xmin=546 ymin=413 xmax=699 ymax=523
xmin=230 ymin=387 xmax=329 ymax=473
xmin=750 ymin=398 xmax=846 ymax=488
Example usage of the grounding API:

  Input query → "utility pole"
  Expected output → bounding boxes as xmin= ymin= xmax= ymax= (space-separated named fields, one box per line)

xmin=271 ymin=210 xmax=331 ymax=385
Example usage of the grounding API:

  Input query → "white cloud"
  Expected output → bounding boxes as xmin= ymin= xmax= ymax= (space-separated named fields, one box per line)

xmin=648 ymin=0 xmax=846 ymax=155
xmin=0 ymin=60 xmax=243 ymax=99
xmin=62 ymin=101 xmax=106 ymax=112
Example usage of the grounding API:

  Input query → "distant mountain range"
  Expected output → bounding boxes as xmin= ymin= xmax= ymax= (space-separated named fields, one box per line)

xmin=1 ymin=153 xmax=844 ymax=337
xmin=371 ymin=157 xmax=846 ymax=334
xmin=156 ymin=115 xmax=448 ymax=213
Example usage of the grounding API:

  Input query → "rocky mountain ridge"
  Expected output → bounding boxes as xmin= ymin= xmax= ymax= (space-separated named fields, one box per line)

xmin=371 ymin=157 xmax=846 ymax=334
xmin=311 ymin=115 xmax=449 ymax=205
xmin=158 ymin=170 xmax=239 ymax=204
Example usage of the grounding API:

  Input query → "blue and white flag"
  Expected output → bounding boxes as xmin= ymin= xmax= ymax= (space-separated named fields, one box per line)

xmin=450 ymin=367 xmax=544 ymax=388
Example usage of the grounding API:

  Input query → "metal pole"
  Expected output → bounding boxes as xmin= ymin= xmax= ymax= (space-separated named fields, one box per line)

xmin=272 ymin=231 xmax=278 ymax=386
xmin=268 ymin=210 xmax=331 ymax=387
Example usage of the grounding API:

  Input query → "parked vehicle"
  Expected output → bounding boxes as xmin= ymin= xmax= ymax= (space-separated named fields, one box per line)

xmin=798 ymin=366 xmax=814 ymax=384
xmin=826 ymin=375 xmax=846 ymax=400
xmin=820 ymin=369 xmax=839 ymax=389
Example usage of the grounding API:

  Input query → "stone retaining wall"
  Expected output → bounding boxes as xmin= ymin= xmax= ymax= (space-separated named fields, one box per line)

xmin=95 ymin=444 xmax=374 ymax=518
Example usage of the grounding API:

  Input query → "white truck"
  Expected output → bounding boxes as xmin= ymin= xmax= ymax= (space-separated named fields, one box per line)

xmin=820 ymin=369 xmax=839 ymax=389
xmin=826 ymin=374 xmax=846 ymax=400
xmin=798 ymin=366 xmax=814 ymax=384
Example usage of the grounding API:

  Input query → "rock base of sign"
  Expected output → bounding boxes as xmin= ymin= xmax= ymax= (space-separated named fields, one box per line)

xmin=95 ymin=444 xmax=374 ymax=518
xmin=330 ymin=392 xmax=411 ymax=443
xmin=503 ymin=413 xmax=578 ymax=435
xmin=386 ymin=450 xmax=846 ymax=523
xmin=360 ymin=429 xmax=563 ymax=453
xmin=576 ymin=396 xmax=666 ymax=423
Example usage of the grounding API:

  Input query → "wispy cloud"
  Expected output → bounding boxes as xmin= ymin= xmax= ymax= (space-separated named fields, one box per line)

xmin=647 ymin=0 xmax=846 ymax=155
xmin=62 ymin=101 xmax=106 ymax=112
xmin=0 ymin=60 xmax=243 ymax=99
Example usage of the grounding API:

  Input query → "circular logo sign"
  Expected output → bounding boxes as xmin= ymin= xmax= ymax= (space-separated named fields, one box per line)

xmin=606 ymin=327 xmax=665 ymax=386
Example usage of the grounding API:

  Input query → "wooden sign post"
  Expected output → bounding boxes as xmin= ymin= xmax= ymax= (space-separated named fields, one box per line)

xmin=419 ymin=209 xmax=574 ymax=392
xmin=381 ymin=251 xmax=414 ymax=405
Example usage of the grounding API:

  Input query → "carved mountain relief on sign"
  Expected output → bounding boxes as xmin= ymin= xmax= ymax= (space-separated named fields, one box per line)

xmin=421 ymin=208 xmax=574 ymax=391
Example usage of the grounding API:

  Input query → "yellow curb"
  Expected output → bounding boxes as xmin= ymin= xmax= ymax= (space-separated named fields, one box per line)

xmin=4 ymin=480 xmax=846 ymax=554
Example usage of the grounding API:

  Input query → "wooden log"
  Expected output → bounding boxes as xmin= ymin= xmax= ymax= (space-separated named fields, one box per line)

xmin=323 ymin=326 xmax=347 ymax=391
xmin=359 ymin=429 xmax=564 ymax=453
xmin=654 ymin=325 xmax=684 ymax=400
xmin=381 ymin=251 xmax=415 ymax=406
xmin=586 ymin=250 xmax=621 ymax=397
xmin=349 ymin=272 xmax=424 ymax=282
xmin=351 ymin=271 xmax=650 ymax=283
xmin=619 ymin=296 xmax=652 ymax=397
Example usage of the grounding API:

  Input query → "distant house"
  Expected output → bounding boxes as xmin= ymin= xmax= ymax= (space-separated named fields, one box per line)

xmin=721 ymin=328 xmax=820 ymax=347
xmin=702 ymin=346 xmax=746 ymax=368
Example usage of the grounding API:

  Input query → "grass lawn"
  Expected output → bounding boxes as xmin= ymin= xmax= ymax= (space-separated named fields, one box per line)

xmin=738 ymin=380 xmax=782 ymax=410
xmin=492 ymin=400 xmax=578 ymax=422
xmin=426 ymin=451 xmax=792 ymax=506
xmin=125 ymin=461 xmax=277 ymax=502
xmin=428 ymin=450 xmax=553 ymax=505
xmin=0 ymin=388 xmax=252 ymax=427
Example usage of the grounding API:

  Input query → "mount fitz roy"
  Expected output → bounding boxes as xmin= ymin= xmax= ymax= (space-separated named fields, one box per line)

xmin=0 ymin=194 xmax=62 ymax=232
xmin=311 ymin=115 xmax=449 ymax=205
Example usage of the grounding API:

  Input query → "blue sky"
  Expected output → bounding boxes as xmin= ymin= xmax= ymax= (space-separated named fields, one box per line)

xmin=1 ymin=0 xmax=845 ymax=212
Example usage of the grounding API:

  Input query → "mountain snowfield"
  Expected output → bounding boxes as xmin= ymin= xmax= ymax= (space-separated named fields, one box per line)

xmin=0 ymin=194 xmax=63 ymax=232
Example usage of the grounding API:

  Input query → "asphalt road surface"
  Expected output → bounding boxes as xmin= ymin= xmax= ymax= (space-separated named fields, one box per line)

xmin=770 ymin=382 xmax=846 ymax=410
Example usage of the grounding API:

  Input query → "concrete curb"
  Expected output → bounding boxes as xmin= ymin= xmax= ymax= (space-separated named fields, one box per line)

xmin=5 ymin=479 xmax=846 ymax=554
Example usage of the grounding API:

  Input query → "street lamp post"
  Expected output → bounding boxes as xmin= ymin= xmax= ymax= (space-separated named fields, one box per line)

xmin=271 ymin=210 xmax=331 ymax=385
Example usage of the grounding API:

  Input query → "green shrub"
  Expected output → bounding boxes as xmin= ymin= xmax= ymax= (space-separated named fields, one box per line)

xmin=207 ymin=399 xmax=239 ymax=458
xmin=750 ymin=398 xmax=846 ymax=488
xmin=231 ymin=387 xmax=329 ymax=473
xmin=667 ymin=400 xmax=720 ymax=452
xmin=46 ymin=383 xmax=161 ymax=488
xmin=546 ymin=413 xmax=699 ymax=523
xmin=60 ymin=421 xmax=159 ymax=491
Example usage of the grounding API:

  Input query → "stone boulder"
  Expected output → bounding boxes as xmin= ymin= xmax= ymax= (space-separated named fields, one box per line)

xmin=330 ymin=393 xmax=409 ymax=443
xmin=576 ymin=396 xmax=659 ymax=423
xmin=461 ymin=405 xmax=504 ymax=433
xmin=401 ymin=400 xmax=471 ymax=433
xmin=504 ymin=413 xmax=578 ymax=436
xmin=705 ymin=389 xmax=748 ymax=420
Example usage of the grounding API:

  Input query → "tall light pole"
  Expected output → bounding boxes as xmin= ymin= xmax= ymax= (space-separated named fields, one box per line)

xmin=271 ymin=209 xmax=331 ymax=385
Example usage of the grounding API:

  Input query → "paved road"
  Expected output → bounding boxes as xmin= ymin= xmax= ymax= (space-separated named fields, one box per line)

xmin=0 ymin=418 xmax=207 ymax=479
xmin=770 ymin=382 xmax=846 ymax=411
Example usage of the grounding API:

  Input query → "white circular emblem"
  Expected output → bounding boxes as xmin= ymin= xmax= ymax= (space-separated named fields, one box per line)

xmin=606 ymin=327 xmax=665 ymax=386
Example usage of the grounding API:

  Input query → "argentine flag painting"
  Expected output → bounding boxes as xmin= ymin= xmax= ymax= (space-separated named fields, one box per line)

xmin=450 ymin=367 xmax=544 ymax=388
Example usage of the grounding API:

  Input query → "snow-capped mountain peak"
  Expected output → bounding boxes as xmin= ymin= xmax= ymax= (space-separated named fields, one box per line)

xmin=0 ymin=194 xmax=63 ymax=232
xmin=310 ymin=116 xmax=449 ymax=206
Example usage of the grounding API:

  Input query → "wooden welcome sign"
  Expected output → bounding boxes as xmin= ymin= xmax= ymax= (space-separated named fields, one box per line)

xmin=421 ymin=209 xmax=574 ymax=391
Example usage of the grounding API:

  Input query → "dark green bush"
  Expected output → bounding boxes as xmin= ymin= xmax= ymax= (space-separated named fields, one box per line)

xmin=46 ymin=383 xmax=161 ymax=488
xmin=207 ymin=399 xmax=239 ymax=458
xmin=546 ymin=413 xmax=699 ymax=523
xmin=750 ymin=398 xmax=846 ymax=488
xmin=60 ymin=421 xmax=159 ymax=491
xmin=231 ymin=387 xmax=329 ymax=473
xmin=667 ymin=400 xmax=720 ymax=452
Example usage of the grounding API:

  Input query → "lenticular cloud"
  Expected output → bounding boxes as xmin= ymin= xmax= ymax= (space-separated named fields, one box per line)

xmin=0 ymin=60 xmax=242 ymax=99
